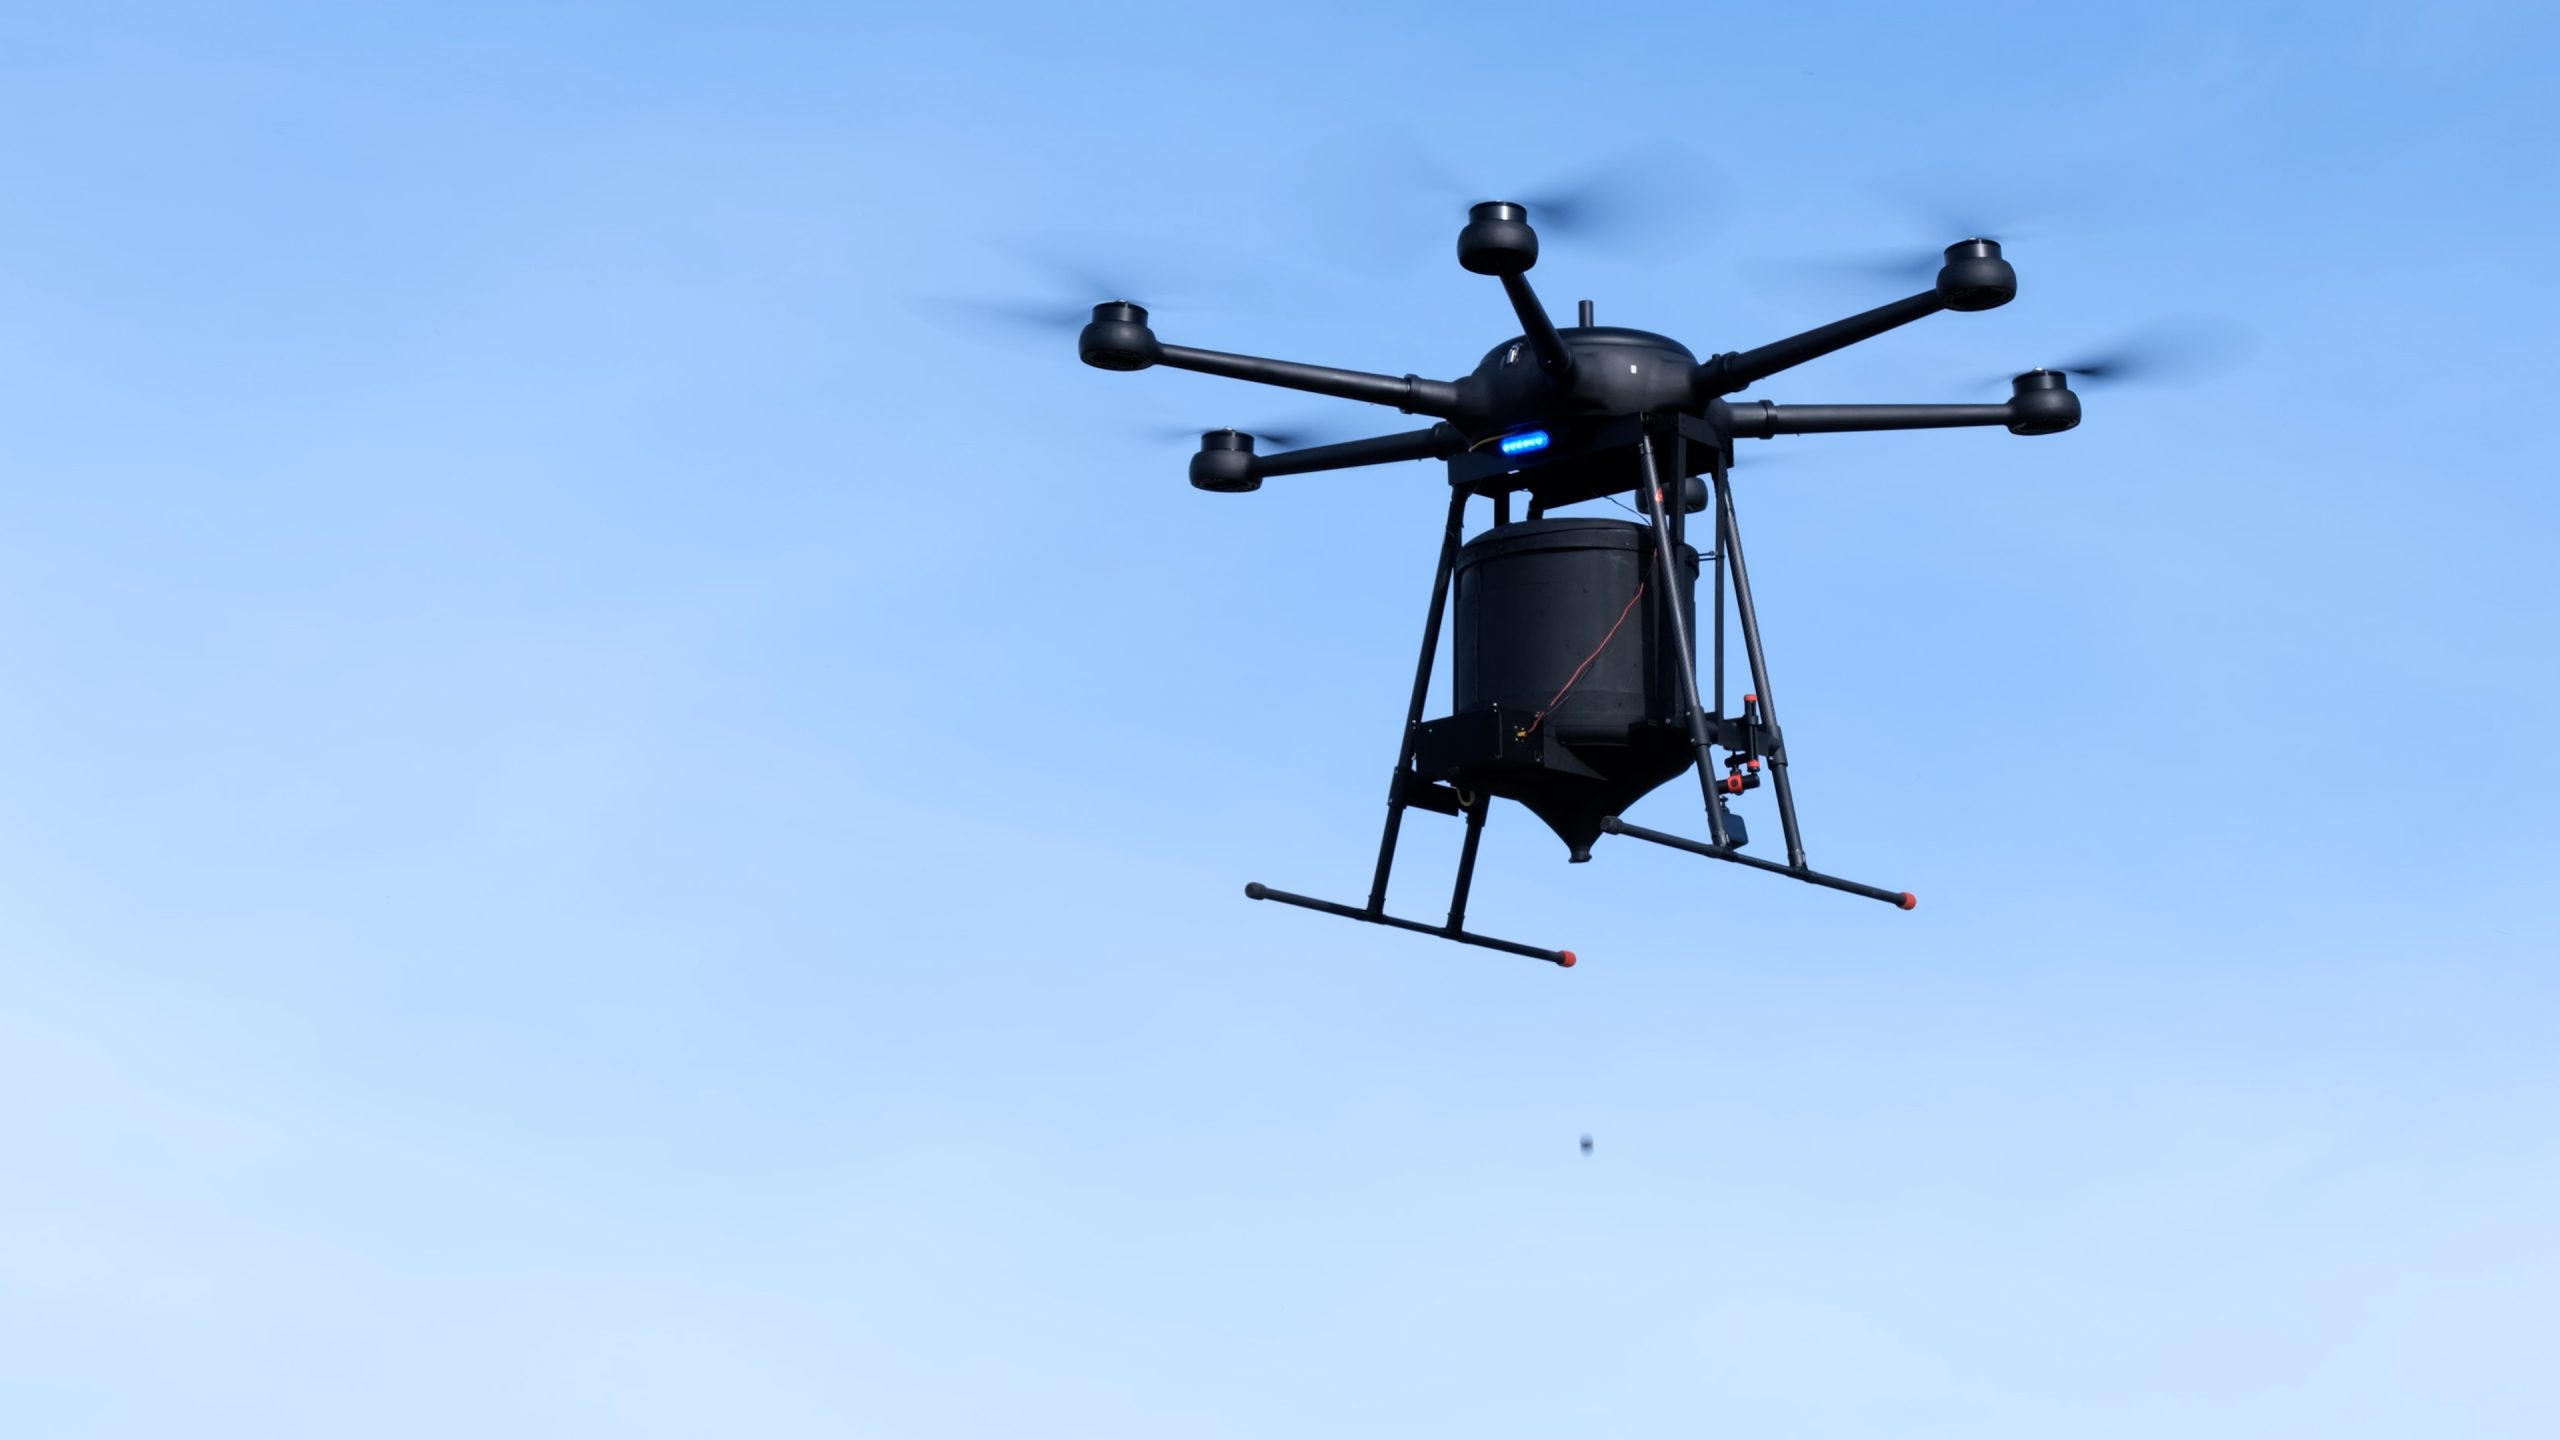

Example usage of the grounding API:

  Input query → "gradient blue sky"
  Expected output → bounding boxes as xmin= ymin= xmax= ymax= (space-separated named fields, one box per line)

xmin=3 ymin=4 xmax=2556 ymax=1436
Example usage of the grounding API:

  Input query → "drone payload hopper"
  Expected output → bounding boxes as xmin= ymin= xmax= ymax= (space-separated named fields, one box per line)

xmin=1424 ymin=513 xmax=1701 ymax=865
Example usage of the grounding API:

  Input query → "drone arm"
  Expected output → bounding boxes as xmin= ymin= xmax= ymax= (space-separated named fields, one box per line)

xmin=1718 ymin=399 xmax=2001 ymax=436
xmin=1154 ymin=343 xmax=1463 ymax=418
xmin=1258 ymin=424 xmax=1465 ymax=478
xmin=1695 ymin=291 xmax=1944 ymax=395
xmin=1498 ymin=273 xmax=1575 ymax=381
xmin=1190 ymin=424 xmax=1466 ymax=491
xmin=1695 ymin=241 xmax=2020 ymax=396
xmin=1716 ymin=377 xmax=2079 ymax=439
xmin=1453 ymin=200 xmax=1571 ymax=381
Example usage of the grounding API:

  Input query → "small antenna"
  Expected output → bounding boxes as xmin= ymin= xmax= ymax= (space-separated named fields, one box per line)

xmin=1578 ymin=299 xmax=1595 ymax=327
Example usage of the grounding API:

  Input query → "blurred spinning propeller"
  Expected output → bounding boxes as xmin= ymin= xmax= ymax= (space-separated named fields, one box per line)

xmin=1990 ymin=315 xmax=2259 ymax=390
xmin=1751 ymin=161 xmax=2180 ymax=294
xmin=914 ymin=235 xmax=1245 ymax=343
xmin=1132 ymin=417 xmax=1367 ymax=451
xmin=1305 ymin=129 xmax=1727 ymax=269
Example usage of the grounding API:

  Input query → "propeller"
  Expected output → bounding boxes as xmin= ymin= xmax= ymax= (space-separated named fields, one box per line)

xmin=1991 ymin=316 xmax=2258 ymax=390
xmin=1306 ymin=130 xmax=1726 ymax=268
xmin=1752 ymin=203 xmax=2034 ymax=292
xmin=1751 ymin=162 xmax=2178 ymax=295
xmin=1500 ymin=149 xmax=1724 ymax=246
xmin=1753 ymin=220 xmax=2024 ymax=293
xmin=927 ymin=294 xmax=1106 ymax=338
xmin=913 ymin=234 xmax=1243 ymax=342
xmin=1135 ymin=417 xmax=1366 ymax=451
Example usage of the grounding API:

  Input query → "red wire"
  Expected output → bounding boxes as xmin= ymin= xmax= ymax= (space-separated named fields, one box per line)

xmin=1525 ymin=580 xmax=1646 ymax=736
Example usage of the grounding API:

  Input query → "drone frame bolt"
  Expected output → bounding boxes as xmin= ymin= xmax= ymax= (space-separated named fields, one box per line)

xmin=1935 ymin=237 xmax=2017 ymax=312
xmin=1457 ymin=200 xmax=1539 ymax=277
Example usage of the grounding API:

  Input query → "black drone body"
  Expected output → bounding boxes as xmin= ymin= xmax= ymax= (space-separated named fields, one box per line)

xmin=1085 ymin=201 xmax=2081 ymax=967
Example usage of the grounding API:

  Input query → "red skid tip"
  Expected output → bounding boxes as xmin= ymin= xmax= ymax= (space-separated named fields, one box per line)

xmin=1898 ymin=892 xmax=1918 ymax=911
xmin=1557 ymin=950 xmax=1578 ymax=968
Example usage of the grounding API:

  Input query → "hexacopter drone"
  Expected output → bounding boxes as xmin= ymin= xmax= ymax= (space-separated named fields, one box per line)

xmin=1082 ymin=201 xmax=2082 ymax=967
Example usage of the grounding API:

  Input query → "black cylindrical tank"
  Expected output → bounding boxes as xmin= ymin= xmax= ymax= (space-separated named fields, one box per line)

xmin=1451 ymin=517 xmax=1697 ymax=740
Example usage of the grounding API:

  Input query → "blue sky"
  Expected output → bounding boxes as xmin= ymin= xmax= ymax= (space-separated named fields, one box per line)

xmin=2 ymin=3 xmax=2556 ymax=1435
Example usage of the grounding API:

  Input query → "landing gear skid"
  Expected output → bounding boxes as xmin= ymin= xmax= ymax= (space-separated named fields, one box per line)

xmin=1247 ymin=416 xmax=1912 ymax=967
xmin=1247 ymin=487 xmax=1576 ymax=969
xmin=1603 ymin=423 xmax=1916 ymax=913
xmin=1245 ymin=882 xmax=1576 ymax=967
xmin=1598 ymin=818 xmax=1913 ymax=910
